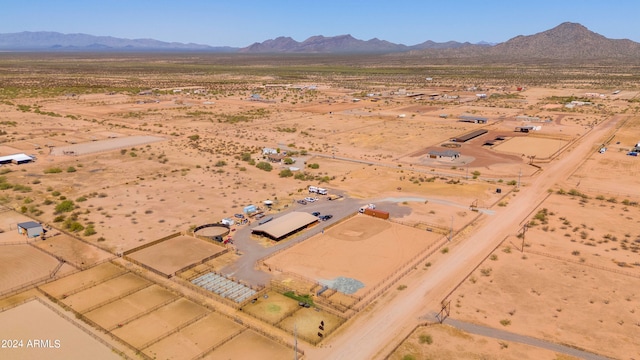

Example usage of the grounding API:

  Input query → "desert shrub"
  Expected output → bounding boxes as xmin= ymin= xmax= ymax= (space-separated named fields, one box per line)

xmin=279 ymin=169 xmax=293 ymax=178
xmin=308 ymin=163 xmax=320 ymax=169
xmin=256 ymin=162 xmax=273 ymax=172
xmin=188 ymin=134 xmax=200 ymax=141
xmin=83 ymin=224 xmax=96 ymax=236
xmin=55 ymin=200 xmax=75 ymax=213
xmin=214 ymin=160 xmax=227 ymax=167
xmin=500 ymin=319 xmax=511 ymax=326
xmin=44 ymin=167 xmax=62 ymax=174
xmin=418 ymin=334 xmax=433 ymax=345
xmin=66 ymin=166 xmax=76 ymax=173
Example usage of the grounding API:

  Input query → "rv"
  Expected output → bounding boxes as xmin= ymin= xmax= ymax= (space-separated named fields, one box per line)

xmin=359 ymin=204 xmax=376 ymax=213
xmin=308 ymin=186 xmax=328 ymax=195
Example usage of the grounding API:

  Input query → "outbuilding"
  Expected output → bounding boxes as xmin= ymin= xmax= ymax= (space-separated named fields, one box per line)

xmin=251 ymin=212 xmax=319 ymax=241
xmin=0 ymin=153 xmax=34 ymax=165
xmin=17 ymin=221 xmax=43 ymax=238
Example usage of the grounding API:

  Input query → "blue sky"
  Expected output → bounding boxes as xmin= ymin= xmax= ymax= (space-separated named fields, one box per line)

xmin=1 ymin=1 xmax=638 ymax=47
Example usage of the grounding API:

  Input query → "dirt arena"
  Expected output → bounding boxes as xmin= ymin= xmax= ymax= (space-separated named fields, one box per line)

xmin=0 ymin=244 xmax=74 ymax=294
xmin=126 ymin=235 xmax=227 ymax=276
xmin=492 ymin=136 xmax=569 ymax=158
xmin=265 ymin=215 xmax=443 ymax=295
xmin=0 ymin=299 xmax=120 ymax=360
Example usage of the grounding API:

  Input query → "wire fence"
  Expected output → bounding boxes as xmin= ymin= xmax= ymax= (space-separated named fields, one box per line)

xmin=34 ymin=294 xmax=144 ymax=360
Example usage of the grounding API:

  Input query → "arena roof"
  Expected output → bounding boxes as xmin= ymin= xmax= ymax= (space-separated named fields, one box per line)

xmin=251 ymin=211 xmax=318 ymax=240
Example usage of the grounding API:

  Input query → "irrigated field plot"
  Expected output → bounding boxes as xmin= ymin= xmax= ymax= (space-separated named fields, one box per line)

xmin=265 ymin=215 xmax=443 ymax=295
xmin=126 ymin=235 xmax=227 ymax=276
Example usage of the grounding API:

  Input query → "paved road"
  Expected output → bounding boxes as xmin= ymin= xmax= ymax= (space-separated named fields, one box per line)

xmin=303 ymin=115 xmax=622 ymax=360
xmin=441 ymin=317 xmax=614 ymax=360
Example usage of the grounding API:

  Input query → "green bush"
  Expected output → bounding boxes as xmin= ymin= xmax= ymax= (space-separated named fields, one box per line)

xmin=418 ymin=334 xmax=433 ymax=344
xmin=66 ymin=166 xmax=76 ymax=173
xmin=55 ymin=200 xmax=75 ymax=213
xmin=83 ymin=225 xmax=96 ymax=236
xmin=308 ymin=163 xmax=320 ymax=169
xmin=44 ymin=167 xmax=62 ymax=174
xmin=256 ymin=162 xmax=273 ymax=172
xmin=279 ymin=169 xmax=293 ymax=178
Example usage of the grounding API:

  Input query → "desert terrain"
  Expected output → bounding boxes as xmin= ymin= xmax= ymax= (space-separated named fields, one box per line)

xmin=0 ymin=53 xmax=638 ymax=359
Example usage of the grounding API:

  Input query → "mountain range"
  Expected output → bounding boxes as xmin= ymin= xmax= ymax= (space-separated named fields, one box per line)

xmin=2 ymin=23 xmax=640 ymax=61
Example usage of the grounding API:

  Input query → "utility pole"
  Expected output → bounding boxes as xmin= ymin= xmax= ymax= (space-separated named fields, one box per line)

xmin=521 ymin=224 xmax=527 ymax=253
xmin=294 ymin=324 xmax=298 ymax=360
xmin=449 ymin=215 xmax=453 ymax=242
xmin=518 ymin=168 xmax=522 ymax=189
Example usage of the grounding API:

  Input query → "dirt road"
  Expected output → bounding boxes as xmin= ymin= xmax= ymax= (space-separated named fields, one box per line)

xmin=304 ymin=116 xmax=622 ymax=359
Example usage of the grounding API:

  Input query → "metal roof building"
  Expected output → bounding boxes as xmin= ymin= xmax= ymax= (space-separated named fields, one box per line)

xmin=451 ymin=129 xmax=488 ymax=142
xmin=0 ymin=153 xmax=34 ymax=165
xmin=251 ymin=212 xmax=318 ymax=241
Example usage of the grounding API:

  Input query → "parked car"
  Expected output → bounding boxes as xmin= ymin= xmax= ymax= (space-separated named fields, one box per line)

xmin=304 ymin=197 xmax=318 ymax=203
xmin=311 ymin=212 xmax=321 ymax=217
xmin=234 ymin=213 xmax=245 ymax=219
xmin=297 ymin=199 xmax=307 ymax=205
xmin=320 ymin=214 xmax=333 ymax=221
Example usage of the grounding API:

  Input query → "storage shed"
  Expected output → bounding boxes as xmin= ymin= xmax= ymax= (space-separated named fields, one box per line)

xmin=17 ymin=221 xmax=43 ymax=238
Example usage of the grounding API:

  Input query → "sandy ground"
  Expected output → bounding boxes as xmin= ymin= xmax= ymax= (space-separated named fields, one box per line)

xmin=0 ymin=299 xmax=119 ymax=360
xmin=0 ymin=244 xmax=69 ymax=294
xmin=0 ymin=58 xmax=638 ymax=360
xmin=265 ymin=216 xmax=443 ymax=295
xmin=126 ymin=235 xmax=227 ymax=276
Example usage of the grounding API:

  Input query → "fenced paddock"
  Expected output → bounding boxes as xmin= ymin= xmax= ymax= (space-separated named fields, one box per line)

xmin=201 ymin=330 xmax=294 ymax=360
xmin=83 ymin=285 xmax=179 ymax=330
xmin=0 ymin=299 xmax=120 ymax=360
xmin=59 ymin=272 xmax=151 ymax=313
xmin=241 ymin=291 xmax=299 ymax=325
xmin=144 ymin=312 xmax=245 ymax=360
xmin=111 ymin=298 xmax=209 ymax=349
xmin=264 ymin=216 xmax=443 ymax=297
xmin=125 ymin=235 xmax=227 ymax=277
xmin=38 ymin=261 xmax=126 ymax=298
xmin=0 ymin=243 xmax=74 ymax=294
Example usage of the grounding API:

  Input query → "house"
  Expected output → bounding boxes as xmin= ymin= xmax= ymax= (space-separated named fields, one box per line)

xmin=17 ymin=221 xmax=43 ymax=238
xmin=428 ymin=150 xmax=460 ymax=160
xmin=267 ymin=153 xmax=286 ymax=163
xmin=262 ymin=148 xmax=278 ymax=155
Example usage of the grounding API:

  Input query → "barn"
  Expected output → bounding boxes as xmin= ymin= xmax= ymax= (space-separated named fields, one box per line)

xmin=451 ymin=129 xmax=488 ymax=142
xmin=0 ymin=153 xmax=34 ymax=165
xmin=17 ymin=221 xmax=43 ymax=238
xmin=251 ymin=212 xmax=319 ymax=241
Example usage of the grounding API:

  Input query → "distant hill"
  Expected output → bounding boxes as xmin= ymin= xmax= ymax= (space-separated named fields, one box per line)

xmin=1 ymin=23 xmax=639 ymax=62
xmin=485 ymin=22 xmax=640 ymax=60
xmin=0 ymin=31 xmax=236 ymax=52
xmin=239 ymin=34 xmax=485 ymax=53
